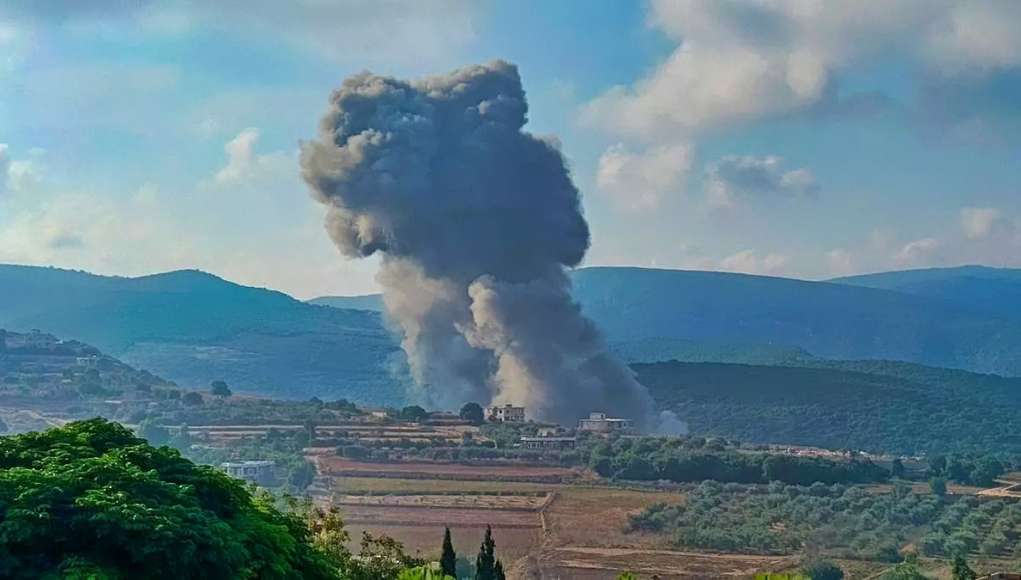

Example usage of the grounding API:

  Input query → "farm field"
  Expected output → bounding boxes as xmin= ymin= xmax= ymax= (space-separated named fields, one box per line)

xmin=316 ymin=457 xmax=582 ymax=482
xmin=324 ymin=472 xmax=692 ymax=579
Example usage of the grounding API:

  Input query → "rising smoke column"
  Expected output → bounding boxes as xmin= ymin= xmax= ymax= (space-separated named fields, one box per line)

xmin=301 ymin=61 xmax=657 ymax=427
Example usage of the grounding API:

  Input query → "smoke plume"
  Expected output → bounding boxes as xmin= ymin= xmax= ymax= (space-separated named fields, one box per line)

xmin=301 ymin=61 xmax=658 ymax=428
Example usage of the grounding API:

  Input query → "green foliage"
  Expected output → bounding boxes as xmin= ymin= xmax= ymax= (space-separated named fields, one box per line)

xmin=802 ymin=559 xmax=844 ymax=580
xmin=951 ymin=554 xmax=976 ymax=580
xmin=182 ymin=391 xmax=204 ymax=406
xmin=0 ymin=418 xmax=337 ymax=579
xmin=474 ymin=525 xmax=506 ymax=580
xmin=210 ymin=380 xmax=232 ymax=398
xmin=400 ymin=406 xmax=428 ymax=423
xmin=636 ymin=359 xmax=1021 ymax=455
xmin=440 ymin=527 xmax=457 ymax=578
xmin=351 ymin=532 xmax=423 ymax=580
xmin=630 ymin=481 xmax=1021 ymax=562
xmin=930 ymin=477 xmax=947 ymax=497
xmin=617 ymin=573 xmax=639 ymax=580
xmin=137 ymin=418 xmax=170 ymax=446
xmin=881 ymin=553 xmax=927 ymax=580
xmin=398 ymin=566 xmax=454 ymax=580
xmin=587 ymin=436 xmax=888 ymax=486
xmin=459 ymin=402 xmax=485 ymax=425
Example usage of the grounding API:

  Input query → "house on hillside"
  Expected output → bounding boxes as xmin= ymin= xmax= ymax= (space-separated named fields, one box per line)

xmin=221 ymin=460 xmax=276 ymax=486
xmin=487 ymin=404 xmax=525 ymax=423
xmin=578 ymin=412 xmax=632 ymax=434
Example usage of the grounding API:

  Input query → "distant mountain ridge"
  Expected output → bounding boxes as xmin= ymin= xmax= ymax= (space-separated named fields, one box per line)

xmin=832 ymin=265 xmax=1021 ymax=320
xmin=312 ymin=265 xmax=1021 ymax=376
xmin=6 ymin=263 xmax=1021 ymax=407
xmin=0 ymin=265 xmax=405 ymax=404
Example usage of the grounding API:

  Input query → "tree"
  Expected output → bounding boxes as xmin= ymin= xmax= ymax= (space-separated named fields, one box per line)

xmin=210 ymin=380 xmax=232 ymax=398
xmin=0 ymin=419 xmax=337 ymax=579
xmin=137 ymin=418 xmax=170 ymax=446
xmin=400 ymin=405 xmax=429 ymax=423
xmin=802 ymin=559 xmax=844 ymax=580
xmin=353 ymin=532 xmax=423 ymax=580
xmin=881 ymin=553 xmax=927 ymax=580
xmin=398 ymin=567 xmax=454 ymax=580
xmin=475 ymin=525 xmax=497 ymax=580
xmin=951 ymin=554 xmax=977 ymax=580
xmin=891 ymin=458 xmax=905 ymax=479
xmin=288 ymin=460 xmax=317 ymax=490
xmin=930 ymin=476 xmax=948 ymax=498
xmin=182 ymin=391 xmax=204 ymax=406
xmin=459 ymin=402 xmax=485 ymax=425
xmin=440 ymin=527 xmax=457 ymax=578
xmin=493 ymin=559 xmax=506 ymax=580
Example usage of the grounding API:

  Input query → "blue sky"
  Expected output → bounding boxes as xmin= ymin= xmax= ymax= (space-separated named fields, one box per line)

xmin=1 ymin=1 xmax=1020 ymax=298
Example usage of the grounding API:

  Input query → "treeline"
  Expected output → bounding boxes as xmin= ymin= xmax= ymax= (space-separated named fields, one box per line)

xmin=635 ymin=360 xmax=1021 ymax=455
xmin=588 ymin=437 xmax=890 ymax=486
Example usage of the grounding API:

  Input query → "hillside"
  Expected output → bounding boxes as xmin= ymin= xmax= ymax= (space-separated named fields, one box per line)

xmin=636 ymin=360 xmax=1021 ymax=455
xmin=0 ymin=265 xmax=405 ymax=404
xmin=832 ymin=265 xmax=1021 ymax=320
xmin=572 ymin=267 xmax=1021 ymax=375
xmin=308 ymin=294 xmax=385 ymax=312
xmin=310 ymin=266 xmax=1021 ymax=375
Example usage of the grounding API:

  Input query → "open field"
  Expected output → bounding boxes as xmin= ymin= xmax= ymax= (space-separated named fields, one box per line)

xmin=333 ymin=493 xmax=552 ymax=511
xmin=325 ymin=472 xmax=691 ymax=579
xmin=316 ymin=457 xmax=581 ymax=482
xmin=346 ymin=523 xmax=542 ymax=565
xmin=327 ymin=476 xmax=555 ymax=494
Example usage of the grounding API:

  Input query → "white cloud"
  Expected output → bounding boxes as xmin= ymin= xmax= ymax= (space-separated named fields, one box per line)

xmin=0 ymin=144 xmax=42 ymax=195
xmin=925 ymin=1 xmax=1021 ymax=72
xmin=595 ymin=143 xmax=692 ymax=210
xmin=718 ymin=249 xmax=791 ymax=276
xmin=706 ymin=155 xmax=818 ymax=209
xmin=2 ymin=1 xmax=478 ymax=68
xmin=961 ymin=207 xmax=1013 ymax=240
xmin=212 ymin=128 xmax=293 ymax=186
xmin=895 ymin=237 xmax=942 ymax=267
xmin=825 ymin=248 xmax=855 ymax=276
xmin=582 ymin=0 xmax=1021 ymax=141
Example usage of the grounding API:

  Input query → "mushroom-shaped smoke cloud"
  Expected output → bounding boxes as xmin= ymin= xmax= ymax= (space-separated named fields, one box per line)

xmin=302 ymin=60 xmax=661 ymax=428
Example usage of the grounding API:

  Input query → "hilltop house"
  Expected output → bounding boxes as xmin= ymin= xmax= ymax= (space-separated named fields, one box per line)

xmin=578 ymin=412 xmax=632 ymax=433
xmin=487 ymin=404 xmax=526 ymax=423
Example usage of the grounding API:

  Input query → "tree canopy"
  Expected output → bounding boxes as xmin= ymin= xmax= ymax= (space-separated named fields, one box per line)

xmin=0 ymin=418 xmax=337 ymax=579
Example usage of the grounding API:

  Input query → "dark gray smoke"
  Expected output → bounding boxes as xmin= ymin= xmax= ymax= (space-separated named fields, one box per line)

xmin=301 ymin=60 xmax=659 ymax=428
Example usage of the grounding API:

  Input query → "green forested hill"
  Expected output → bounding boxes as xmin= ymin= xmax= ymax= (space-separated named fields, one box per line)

xmin=636 ymin=360 xmax=1021 ymax=455
xmin=832 ymin=265 xmax=1021 ymax=320
xmin=0 ymin=265 xmax=405 ymax=404
xmin=313 ymin=266 xmax=1021 ymax=376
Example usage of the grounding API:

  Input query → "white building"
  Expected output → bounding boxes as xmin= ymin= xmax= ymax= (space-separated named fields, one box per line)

xmin=578 ymin=412 xmax=632 ymax=433
xmin=520 ymin=435 xmax=576 ymax=450
xmin=487 ymin=404 xmax=526 ymax=423
xmin=221 ymin=460 xmax=276 ymax=485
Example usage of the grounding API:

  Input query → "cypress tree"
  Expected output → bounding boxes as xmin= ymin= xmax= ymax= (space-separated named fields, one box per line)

xmin=474 ymin=525 xmax=496 ymax=580
xmin=440 ymin=527 xmax=457 ymax=578
xmin=494 ymin=559 xmax=506 ymax=580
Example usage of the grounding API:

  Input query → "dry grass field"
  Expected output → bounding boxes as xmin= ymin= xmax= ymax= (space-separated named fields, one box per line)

xmin=316 ymin=457 xmax=581 ymax=482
